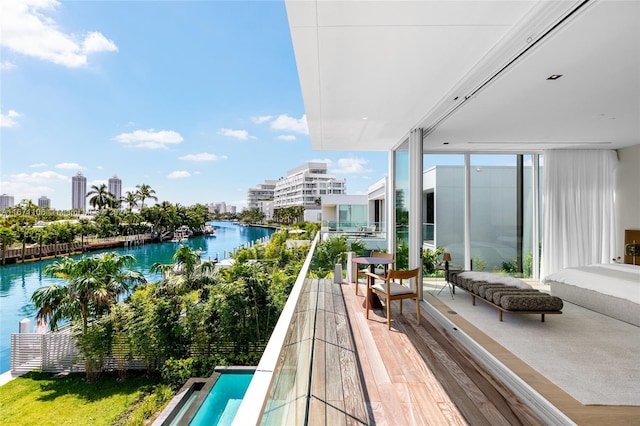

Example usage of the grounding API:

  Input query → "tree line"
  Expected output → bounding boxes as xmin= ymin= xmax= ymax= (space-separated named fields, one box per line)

xmin=0 ymin=183 xmax=214 ymax=264
xmin=30 ymin=229 xmax=310 ymax=385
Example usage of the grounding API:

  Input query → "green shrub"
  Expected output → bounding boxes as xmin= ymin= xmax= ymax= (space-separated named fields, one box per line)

xmin=422 ymin=247 xmax=445 ymax=275
xmin=161 ymin=355 xmax=229 ymax=389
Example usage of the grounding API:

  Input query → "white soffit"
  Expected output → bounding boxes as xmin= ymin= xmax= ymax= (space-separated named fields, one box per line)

xmin=286 ymin=0 xmax=640 ymax=152
xmin=423 ymin=0 xmax=640 ymax=152
xmin=286 ymin=0 xmax=540 ymax=151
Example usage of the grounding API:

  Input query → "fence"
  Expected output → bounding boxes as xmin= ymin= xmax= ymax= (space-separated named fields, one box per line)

xmin=10 ymin=322 xmax=265 ymax=375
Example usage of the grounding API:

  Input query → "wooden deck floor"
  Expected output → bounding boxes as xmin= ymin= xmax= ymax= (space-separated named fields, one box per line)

xmin=340 ymin=279 xmax=640 ymax=426
xmin=343 ymin=280 xmax=544 ymax=425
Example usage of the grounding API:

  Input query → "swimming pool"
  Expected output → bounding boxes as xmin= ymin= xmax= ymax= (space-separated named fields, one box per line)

xmin=157 ymin=366 xmax=255 ymax=426
xmin=189 ymin=371 xmax=254 ymax=425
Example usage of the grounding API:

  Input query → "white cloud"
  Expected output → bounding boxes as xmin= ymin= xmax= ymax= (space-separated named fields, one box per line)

xmin=270 ymin=114 xmax=308 ymax=135
xmin=0 ymin=180 xmax=57 ymax=203
xmin=0 ymin=0 xmax=118 ymax=68
xmin=0 ymin=109 xmax=23 ymax=127
xmin=10 ymin=170 xmax=70 ymax=184
xmin=56 ymin=162 xmax=85 ymax=170
xmin=329 ymin=157 xmax=372 ymax=175
xmin=167 ymin=171 xmax=191 ymax=179
xmin=29 ymin=162 xmax=47 ymax=168
xmin=114 ymin=129 xmax=184 ymax=149
xmin=217 ymin=128 xmax=253 ymax=140
xmin=277 ymin=135 xmax=296 ymax=141
xmin=1 ymin=61 xmax=16 ymax=70
xmin=96 ymin=165 xmax=104 ymax=170
xmin=81 ymin=32 xmax=117 ymax=54
xmin=179 ymin=152 xmax=227 ymax=162
xmin=251 ymin=115 xmax=273 ymax=124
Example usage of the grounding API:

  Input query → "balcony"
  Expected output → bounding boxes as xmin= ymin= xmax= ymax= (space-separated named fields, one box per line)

xmin=233 ymin=236 xmax=639 ymax=425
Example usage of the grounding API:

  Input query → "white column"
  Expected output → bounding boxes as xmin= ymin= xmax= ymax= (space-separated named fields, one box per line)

xmin=464 ymin=153 xmax=471 ymax=271
xmin=409 ymin=129 xmax=424 ymax=291
xmin=387 ymin=151 xmax=396 ymax=254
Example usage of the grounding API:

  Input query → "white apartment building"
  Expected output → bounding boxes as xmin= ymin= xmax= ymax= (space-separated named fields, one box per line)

xmin=209 ymin=202 xmax=236 ymax=214
xmin=274 ymin=162 xmax=346 ymax=218
xmin=247 ymin=180 xmax=277 ymax=209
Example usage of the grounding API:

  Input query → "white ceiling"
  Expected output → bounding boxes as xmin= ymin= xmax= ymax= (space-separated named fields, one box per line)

xmin=285 ymin=0 xmax=640 ymax=153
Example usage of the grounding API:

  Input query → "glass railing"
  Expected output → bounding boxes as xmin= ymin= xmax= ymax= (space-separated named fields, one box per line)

xmin=233 ymin=234 xmax=318 ymax=425
xmin=321 ymin=221 xmax=386 ymax=238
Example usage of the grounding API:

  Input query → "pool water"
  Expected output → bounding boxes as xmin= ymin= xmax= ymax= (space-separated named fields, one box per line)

xmin=189 ymin=373 xmax=254 ymax=426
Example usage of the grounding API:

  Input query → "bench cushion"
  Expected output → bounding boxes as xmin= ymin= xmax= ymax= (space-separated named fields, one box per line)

xmin=487 ymin=288 xmax=541 ymax=305
xmin=473 ymin=282 xmax=505 ymax=297
xmin=500 ymin=294 xmax=563 ymax=311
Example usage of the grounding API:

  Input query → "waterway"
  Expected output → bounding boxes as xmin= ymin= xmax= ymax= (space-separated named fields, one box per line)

xmin=0 ymin=221 xmax=275 ymax=374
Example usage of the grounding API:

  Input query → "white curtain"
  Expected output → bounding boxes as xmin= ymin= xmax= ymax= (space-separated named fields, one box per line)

xmin=541 ymin=149 xmax=618 ymax=277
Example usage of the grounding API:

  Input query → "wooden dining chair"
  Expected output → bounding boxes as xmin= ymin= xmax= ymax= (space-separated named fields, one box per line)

xmin=365 ymin=267 xmax=421 ymax=330
xmin=356 ymin=251 xmax=394 ymax=295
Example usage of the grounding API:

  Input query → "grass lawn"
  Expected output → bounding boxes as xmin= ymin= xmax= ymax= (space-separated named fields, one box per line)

xmin=0 ymin=371 xmax=159 ymax=426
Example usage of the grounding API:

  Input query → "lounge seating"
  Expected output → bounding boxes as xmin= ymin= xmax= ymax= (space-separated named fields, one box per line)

xmin=450 ymin=271 xmax=563 ymax=322
xmin=365 ymin=268 xmax=421 ymax=330
xmin=355 ymin=251 xmax=394 ymax=295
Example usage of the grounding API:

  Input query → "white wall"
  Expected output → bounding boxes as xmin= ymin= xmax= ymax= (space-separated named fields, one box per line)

xmin=615 ymin=144 xmax=640 ymax=254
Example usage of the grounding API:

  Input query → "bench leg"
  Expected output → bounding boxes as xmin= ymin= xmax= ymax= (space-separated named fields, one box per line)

xmin=541 ymin=314 xmax=545 ymax=322
xmin=472 ymin=295 xmax=476 ymax=306
xmin=499 ymin=310 xmax=503 ymax=322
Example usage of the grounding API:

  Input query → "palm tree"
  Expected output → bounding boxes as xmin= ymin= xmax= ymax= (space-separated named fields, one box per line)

xmin=10 ymin=215 xmax=36 ymax=263
xmin=86 ymin=184 xmax=116 ymax=210
xmin=0 ymin=227 xmax=17 ymax=265
xmin=77 ymin=219 xmax=95 ymax=252
xmin=121 ymin=191 xmax=139 ymax=212
xmin=135 ymin=184 xmax=158 ymax=209
xmin=32 ymin=227 xmax=46 ymax=260
xmin=32 ymin=252 xmax=146 ymax=332
xmin=151 ymin=245 xmax=215 ymax=293
xmin=32 ymin=252 xmax=146 ymax=380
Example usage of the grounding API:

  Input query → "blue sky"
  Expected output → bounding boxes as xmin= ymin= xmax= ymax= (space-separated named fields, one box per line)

xmin=0 ymin=0 xmax=388 ymax=211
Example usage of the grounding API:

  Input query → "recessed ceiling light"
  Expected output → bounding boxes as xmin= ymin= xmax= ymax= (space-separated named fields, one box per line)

xmin=362 ymin=116 xmax=368 ymax=120
xmin=547 ymin=74 xmax=563 ymax=80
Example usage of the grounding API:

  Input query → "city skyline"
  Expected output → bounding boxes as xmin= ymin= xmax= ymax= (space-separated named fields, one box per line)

xmin=0 ymin=158 xmax=356 ymax=212
xmin=0 ymin=1 xmax=387 ymax=211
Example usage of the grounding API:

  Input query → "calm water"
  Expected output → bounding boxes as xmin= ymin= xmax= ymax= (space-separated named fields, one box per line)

xmin=0 ymin=221 xmax=274 ymax=374
xmin=189 ymin=373 xmax=254 ymax=426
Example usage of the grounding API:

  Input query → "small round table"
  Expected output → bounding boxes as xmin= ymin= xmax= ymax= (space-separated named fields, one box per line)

xmin=351 ymin=256 xmax=395 ymax=309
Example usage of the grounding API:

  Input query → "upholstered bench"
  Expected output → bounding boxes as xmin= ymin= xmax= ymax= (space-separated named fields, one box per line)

xmin=450 ymin=271 xmax=563 ymax=322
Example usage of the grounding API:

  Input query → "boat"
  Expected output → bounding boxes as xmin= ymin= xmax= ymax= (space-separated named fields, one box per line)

xmin=172 ymin=225 xmax=192 ymax=242
xmin=202 ymin=224 xmax=216 ymax=236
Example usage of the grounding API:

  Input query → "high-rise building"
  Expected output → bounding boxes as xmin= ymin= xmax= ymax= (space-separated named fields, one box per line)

xmin=0 ymin=194 xmax=15 ymax=210
xmin=108 ymin=175 xmax=122 ymax=203
xmin=71 ymin=172 xmax=87 ymax=212
xmin=38 ymin=196 xmax=51 ymax=209
xmin=247 ymin=180 xmax=277 ymax=209
xmin=274 ymin=162 xmax=346 ymax=210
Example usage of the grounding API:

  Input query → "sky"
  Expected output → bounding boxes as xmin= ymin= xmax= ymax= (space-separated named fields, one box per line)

xmin=0 ymin=0 xmax=388 ymax=211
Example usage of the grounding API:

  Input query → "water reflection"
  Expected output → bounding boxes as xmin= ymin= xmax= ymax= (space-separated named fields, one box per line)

xmin=0 ymin=221 xmax=274 ymax=373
